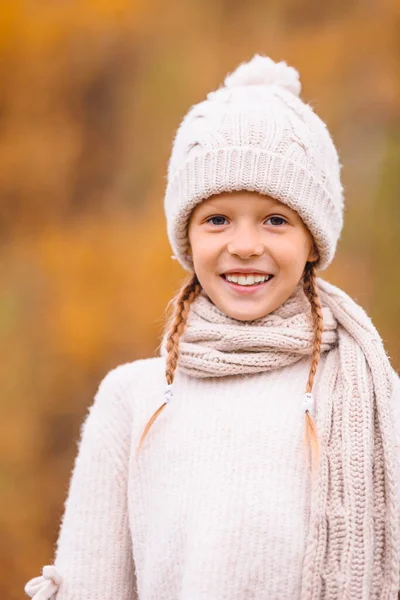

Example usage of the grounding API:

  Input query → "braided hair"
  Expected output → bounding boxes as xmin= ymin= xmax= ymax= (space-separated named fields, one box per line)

xmin=135 ymin=273 xmax=201 ymax=457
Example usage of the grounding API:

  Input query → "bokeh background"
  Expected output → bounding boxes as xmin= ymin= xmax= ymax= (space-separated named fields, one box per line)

xmin=1 ymin=1 xmax=399 ymax=598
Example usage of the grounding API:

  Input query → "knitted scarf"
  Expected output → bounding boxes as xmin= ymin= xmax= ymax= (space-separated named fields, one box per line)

xmin=165 ymin=277 xmax=399 ymax=599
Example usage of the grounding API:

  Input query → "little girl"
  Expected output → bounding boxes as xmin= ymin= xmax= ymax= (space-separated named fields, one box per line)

xmin=25 ymin=54 xmax=400 ymax=600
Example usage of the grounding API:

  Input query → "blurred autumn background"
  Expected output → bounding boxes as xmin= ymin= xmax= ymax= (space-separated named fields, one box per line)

xmin=1 ymin=0 xmax=399 ymax=597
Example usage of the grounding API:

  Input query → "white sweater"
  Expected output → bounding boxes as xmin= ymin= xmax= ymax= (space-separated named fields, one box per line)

xmin=25 ymin=354 xmax=400 ymax=600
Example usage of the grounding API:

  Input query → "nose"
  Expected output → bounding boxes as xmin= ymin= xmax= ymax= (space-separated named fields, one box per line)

xmin=227 ymin=224 xmax=264 ymax=259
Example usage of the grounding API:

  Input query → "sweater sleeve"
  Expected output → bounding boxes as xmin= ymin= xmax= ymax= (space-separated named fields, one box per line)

xmin=390 ymin=368 xmax=400 ymax=593
xmin=392 ymin=369 xmax=400 ymax=501
xmin=24 ymin=364 xmax=137 ymax=600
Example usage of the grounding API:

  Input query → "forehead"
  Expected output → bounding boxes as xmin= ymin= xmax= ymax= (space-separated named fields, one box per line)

xmin=192 ymin=191 xmax=291 ymax=213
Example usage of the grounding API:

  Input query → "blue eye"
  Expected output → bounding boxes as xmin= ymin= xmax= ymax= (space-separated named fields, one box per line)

xmin=207 ymin=216 xmax=228 ymax=226
xmin=266 ymin=216 xmax=287 ymax=226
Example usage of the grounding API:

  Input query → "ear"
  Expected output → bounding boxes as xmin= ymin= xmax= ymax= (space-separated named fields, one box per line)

xmin=184 ymin=246 xmax=193 ymax=263
xmin=307 ymin=242 xmax=319 ymax=263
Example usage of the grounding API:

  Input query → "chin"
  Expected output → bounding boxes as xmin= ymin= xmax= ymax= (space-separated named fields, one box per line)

xmin=218 ymin=301 xmax=274 ymax=322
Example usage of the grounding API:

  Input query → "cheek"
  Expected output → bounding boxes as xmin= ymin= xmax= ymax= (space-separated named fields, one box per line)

xmin=272 ymin=233 xmax=311 ymax=270
xmin=191 ymin=237 xmax=222 ymax=269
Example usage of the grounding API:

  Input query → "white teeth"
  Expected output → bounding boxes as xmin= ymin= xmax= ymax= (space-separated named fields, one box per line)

xmin=225 ymin=274 xmax=272 ymax=286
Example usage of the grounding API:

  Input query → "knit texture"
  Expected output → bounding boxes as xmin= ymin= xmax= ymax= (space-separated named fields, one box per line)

xmin=26 ymin=357 xmax=329 ymax=600
xmin=164 ymin=54 xmax=344 ymax=272
xmin=24 ymin=283 xmax=400 ymax=600
xmin=23 ymin=356 xmax=400 ymax=600
xmin=161 ymin=278 xmax=400 ymax=598
xmin=160 ymin=280 xmax=337 ymax=377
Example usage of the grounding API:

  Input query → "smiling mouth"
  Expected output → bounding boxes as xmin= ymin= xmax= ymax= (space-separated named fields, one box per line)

xmin=221 ymin=273 xmax=274 ymax=287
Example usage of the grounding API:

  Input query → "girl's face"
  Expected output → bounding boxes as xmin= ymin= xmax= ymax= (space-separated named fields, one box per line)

xmin=187 ymin=191 xmax=318 ymax=321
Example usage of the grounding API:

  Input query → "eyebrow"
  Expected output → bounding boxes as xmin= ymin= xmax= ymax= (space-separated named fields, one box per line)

xmin=199 ymin=202 xmax=220 ymax=211
xmin=197 ymin=199 xmax=289 ymax=213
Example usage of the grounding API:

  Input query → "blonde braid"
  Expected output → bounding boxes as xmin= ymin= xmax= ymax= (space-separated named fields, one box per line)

xmin=135 ymin=274 xmax=201 ymax=458
xmin=165 ymin=274 xmax=202 ymax=386
xmin=302 ymin=261 xmax=324 ymax=472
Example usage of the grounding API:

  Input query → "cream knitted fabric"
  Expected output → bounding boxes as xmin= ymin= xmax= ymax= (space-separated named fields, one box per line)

xmin=24 ymin=356 xmax=334 ymax=600
xmin=165 ymin=281 xmax=337 ymax=377
xmin=24 ymin=322 xmax=400 ymax=600
xmin=159 ymin=277 xmax=400 ymax=597
xmin=164 ymin=54 xmax=344 ymax=272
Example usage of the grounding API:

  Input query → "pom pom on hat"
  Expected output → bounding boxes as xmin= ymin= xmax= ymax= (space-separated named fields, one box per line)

xmin=223 ymin=54 xmax=301 ymax=97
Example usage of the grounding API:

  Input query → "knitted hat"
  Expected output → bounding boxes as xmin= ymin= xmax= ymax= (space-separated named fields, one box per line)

xmin=164 ymin=54 xmax=344 ymax=271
